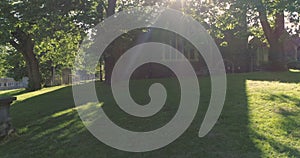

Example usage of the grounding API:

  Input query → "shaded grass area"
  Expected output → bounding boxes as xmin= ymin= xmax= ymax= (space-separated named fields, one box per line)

xmin=0 ymin=72 xmax=299 ymax=157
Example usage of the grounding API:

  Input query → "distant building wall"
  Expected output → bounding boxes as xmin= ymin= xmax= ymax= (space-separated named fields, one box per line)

xmin=283 ymin=36 xmax=300 ymax=62
xmin=0 ymin=77 xmax=28 ymax=90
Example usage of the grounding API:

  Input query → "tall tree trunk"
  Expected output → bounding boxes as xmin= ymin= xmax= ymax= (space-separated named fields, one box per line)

xmin=10 ymin=30 xmax=42 ymax=91
xmin=23 ymin=44 xmax=42 ymax=91
xmin=104 ymin=0 xmax=117 ymax=84
xmin=270 ymin=13 xmax=286 ymax=71
xmin=107 ymin=0 xmax=117 ymax=17
xmin=258 ymin=8 xmax=287 ymax=71
xmin=268 ymin=39 xmax=286 ymax=71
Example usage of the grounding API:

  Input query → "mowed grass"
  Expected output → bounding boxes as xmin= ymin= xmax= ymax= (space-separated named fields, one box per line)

xmin=0 ymin=72 xmax=299 ymax=157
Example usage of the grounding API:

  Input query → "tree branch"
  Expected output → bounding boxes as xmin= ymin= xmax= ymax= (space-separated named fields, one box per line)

xmin=274 ymin=12 xmax=285 ymax=34
xmin=99 ymin=0 xmax=108 ymax=15
xmin=107 ymin=0 xmax=117 ymax=17
xmin=258 ymin=6 xmax=274 ymax=44
xmin=9 ymin=39 xmax=22 ymax=53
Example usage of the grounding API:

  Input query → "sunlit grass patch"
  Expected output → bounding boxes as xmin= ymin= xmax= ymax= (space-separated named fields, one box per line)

xmin=247 ymin=80 xmax=300 ymax=157
xmin=289 ymin=69 xmax=300 ymax=73
xmin=0 ymin=88 xmax=25 ymax=96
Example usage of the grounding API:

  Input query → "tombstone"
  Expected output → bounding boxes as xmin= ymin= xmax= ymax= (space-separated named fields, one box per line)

xmin=62 ymin=68 xmax=72 ymax=84
xmin=0 ymin=97 xmax=16 ymax=137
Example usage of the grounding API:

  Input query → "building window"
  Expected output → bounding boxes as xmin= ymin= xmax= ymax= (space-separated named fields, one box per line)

xmin=188 ymin=48 xmax=199 ymax=61
xmin=163 ymin=36 xmax=199 ymax=62
xmin=163 ymin=48 xmax=199 ymax=61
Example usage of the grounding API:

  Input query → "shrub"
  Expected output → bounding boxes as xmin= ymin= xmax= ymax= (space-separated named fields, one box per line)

xmin=287 ymin=61 xmax=300 ymax=70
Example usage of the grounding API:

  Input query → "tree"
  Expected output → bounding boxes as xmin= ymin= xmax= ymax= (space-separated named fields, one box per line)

xmin=190 ymin=0 xmax=299 ymax=71
xmin=0 ymin=0 xmax=100 ymax=91
xmin=0 ymin=46 xmax=9 ymax=78
xmin=99 ymin=0 xmax=175 ymax=83
xmin=252 ymin=0 xmax=297 ymax=70
xmin=37 ymin=30 xmax=82 ymax=85
xmin=102 ymin=0 xmax=117 ymax=83
xmin=0 ymin=45 xmax=27 ymax=80
xmin=211 ymin=0 xmax=299 ymax=71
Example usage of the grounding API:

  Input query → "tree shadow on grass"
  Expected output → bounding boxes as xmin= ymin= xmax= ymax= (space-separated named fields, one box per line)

xmin=0 ymin=75 xmax=261 ymax=158
xmin=91 ymin=76 xmax=261 ymax=157
xmin=268 ymin=94 xmax=300 ymax=107
xmin=10 ymin=87 xmax=75 ymax=127
xmin=244 ymin=72 xmax=300 ymax=157
xmin=0 ymin=86 xmax=95 ymax=157
xmin=1 ymin=72 xmax=299 ymax=157
xmin=250 ymin=129 xmax=300 ymax=157
xmin=268 ymin=94 xmax=300 ymax=157
xmin=0 ymin=88 xmax=27 ymax=97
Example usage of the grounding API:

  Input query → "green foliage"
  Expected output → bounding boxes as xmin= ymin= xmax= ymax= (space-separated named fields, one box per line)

xmin=0 ymin=0 xmax=103 ymax=85
xmin=0 ymin=45 xmax=26 ymax=80
xmin=5 ymin=49 xmax=27 ymax=81
xmin=36 ymin=31 xmax=81 ymax=67
xmin=185 ymin=0 xmax=299 ymax=44
xmin=0 ymin=0 xmax=100 ymax=44
xmin=0 ymin=47 xmax=8 ymax=77
xmin=0 ymin=0 xmax=299 ymax=83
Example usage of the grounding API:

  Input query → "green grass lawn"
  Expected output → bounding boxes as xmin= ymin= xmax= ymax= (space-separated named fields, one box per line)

xmin=0 ymin=72 xmax=299 ymax=158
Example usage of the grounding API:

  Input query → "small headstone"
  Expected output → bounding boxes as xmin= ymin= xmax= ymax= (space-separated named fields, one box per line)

xmin=0 ymin=96 xmax=16 ymax=138
xmin=62 ymin=68 xmax=72 ymax=84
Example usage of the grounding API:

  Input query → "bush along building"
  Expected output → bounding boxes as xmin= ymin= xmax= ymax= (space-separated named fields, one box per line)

xmin=100 ymin=27 xmax=300 ymax=81
xmin=102 ymin=28 xmax=208 ymax=80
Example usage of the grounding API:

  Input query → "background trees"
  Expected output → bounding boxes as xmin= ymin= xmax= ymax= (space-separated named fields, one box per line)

xmin=0 ymin=0 xmax=100 ymax=90
xmin=0 ymin=45 xmax=26 ymax=80
xmin=187 ymin=0 xmax=299 ymax=71
xmin=0 ymin=0 xmax=299 ymax=90
xmin=245 ymin=0 xmax=299 ymax=70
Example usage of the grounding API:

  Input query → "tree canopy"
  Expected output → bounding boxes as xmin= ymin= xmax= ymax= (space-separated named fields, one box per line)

xmin=0 ymin=0 xmax=299 ymax=90
xmin=0 ymin=0 xmax=101 ymax=90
